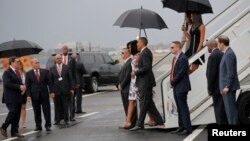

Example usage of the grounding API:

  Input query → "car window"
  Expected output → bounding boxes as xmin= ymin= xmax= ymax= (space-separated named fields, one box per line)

xmin=81 ymin=54 xmax=95 ymax=64
xmin=103 ymin=55 xmax=113 ymax=64
xmin=95 ymin=54 xmax=104 ymax=64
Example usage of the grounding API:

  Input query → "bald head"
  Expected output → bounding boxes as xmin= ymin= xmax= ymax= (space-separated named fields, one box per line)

xmin=71 ymin=53 xmax=78 ymax=60
xmin=55 ymin=54 xmax=62 ymax=64
xmin=31 ymin=58 xmax=40 ymax=70
xmin=207 ymin=39 xmax=218 ymax=53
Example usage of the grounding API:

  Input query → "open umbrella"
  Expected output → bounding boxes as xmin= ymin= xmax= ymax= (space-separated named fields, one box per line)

xmin=0 ymin=40 xmax=43 ymax=58
xmin=162 ymin=0 xmax=213 ymax=14
xmin=113 ymin=7 xmax=168 ymax=38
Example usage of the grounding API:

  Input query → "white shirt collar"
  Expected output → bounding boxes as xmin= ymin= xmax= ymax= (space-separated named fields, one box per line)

xmin=175 ymin=51 xmax=182 ymax=60
xmin=140 ymin=47 xmax=147 ymax=53
xmin=34 ymin=69 xmax=40 ymax=73
xmin=10 ymin=66 xmax=15 ymax=72
xmin=124 ymin=57 xmax=131 ymax=64
xmin=223 ymin=47 xmax=229 ymax=53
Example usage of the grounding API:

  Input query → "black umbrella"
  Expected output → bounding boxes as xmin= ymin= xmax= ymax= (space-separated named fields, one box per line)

xmin=113 ymin=7 xmax=168 ymax=38
xmin=0 ymin=40 xmax=43 ymax=58
xmin=162 ymin=0 xmax=213 ymax=14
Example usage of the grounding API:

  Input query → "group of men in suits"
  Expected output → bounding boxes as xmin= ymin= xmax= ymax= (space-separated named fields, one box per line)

xmin=206 ymin=35 xmax=240 ymax=125
xmin=0 ymin=46 xmax=86 ymax=138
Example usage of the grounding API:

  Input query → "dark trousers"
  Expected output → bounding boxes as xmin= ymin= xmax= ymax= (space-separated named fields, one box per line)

xmin=120 ymin=90 xmax=137 ymax=126
xmin=212 ymin=92 xmax=228 ymax=125
xmin=136 ymin=87 xmax=163 ymax=127
xmin=1 ymin=103 xmax=21 ymax=134
xmin=32 ymin=97 xmax=51 ymax=128
xmin=174 ymin=92 xmax=192 ymax=132
xmin=222 ymin=90 xmax=239 ymax=125
xmin=70 ymin=94 xmax=75 ymax=119
xmin=54 ymin=95 xmax=70 ymax=122
xmin=75 ymin=88 xmax=83 ymax=112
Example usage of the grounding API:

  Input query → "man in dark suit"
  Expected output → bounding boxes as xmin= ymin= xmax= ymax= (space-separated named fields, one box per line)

xmin=72 ymin=53 xmax=87 ymax=114
xmin=206 ymin=39 xmax=228 ymax=125
xmin=26 ymin=58 xmax=54 ymax=131
xmin=170 ymin=41 xmax=192 ymax=135
xmin=118 ymin=48 xmax=133 ymax=128
xmin=0 ymin=56 xmax=25 ymax=138
xmin=218 ymin=35 xmax=240 ymax=125
xmin=130 ymin=37 xmax=164 ymax=131
xmin=50 ymin=54 xmax=74 ymax=125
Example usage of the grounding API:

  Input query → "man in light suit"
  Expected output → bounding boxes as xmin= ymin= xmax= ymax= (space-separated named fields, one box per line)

xmin=170 ymin=41 xmax=192 ymax=135
xmin=218 ymin=35 xmax=240 ymax=125
xmin=0 ymin=56 xmax=25 ymax=138
xmin=130 ymin=37 xmax=163 ymax=131
xmin=50 ymin=54 xmax=74 ymax=125
xmin=26 ymin=58 xmax=54 ymax=131
xmin=206 ymin=39 xmax=228 ymax=125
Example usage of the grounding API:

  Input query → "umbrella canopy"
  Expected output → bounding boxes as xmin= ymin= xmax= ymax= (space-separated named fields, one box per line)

xmin=162 ymin=0 xmax=213 ymax=14
xmin=0 ymin=40 xmax=43 ymax=58
xmin=114 ymin=7 xmax=168 ymax=37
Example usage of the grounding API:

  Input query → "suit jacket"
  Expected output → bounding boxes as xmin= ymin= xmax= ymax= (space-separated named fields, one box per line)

xmin=170 ymin=52 xmax=191 ymax=94
xmin=50 ymin=64 xmax=74 ymax=95
xmin=135 ymin=47 xmax=156 ymax=89
xmin=68 ymin=59 xmax=79 ymax=87
xmin=219 ymin=47 xmax=240 ymax=92
xmin=2 ymin=67 xmax=22 ymax=104
xmin=206 ymin=48 xmax=223 ymax=94
xmin=118 ymin=58 xmax=132 ymax=93
xmin=76 ymin=62 xmax=86 ymax=88
xmin=25 ymin=68 xmax=54 ymax=101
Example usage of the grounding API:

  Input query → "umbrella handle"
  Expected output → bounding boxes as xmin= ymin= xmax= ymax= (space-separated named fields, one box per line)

xmin=143 ymin=29 xmax=148 ymax=38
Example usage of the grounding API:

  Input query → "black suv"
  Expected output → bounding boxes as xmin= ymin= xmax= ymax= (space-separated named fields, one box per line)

xmin=46 ymin=52 xmax=122 ymax=93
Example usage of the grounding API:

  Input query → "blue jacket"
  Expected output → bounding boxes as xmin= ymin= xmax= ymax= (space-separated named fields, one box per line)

xmin=170 ymin=52 xmax=191 ymax=94
xmin=219 ymin=47 xmax=240 ymax=92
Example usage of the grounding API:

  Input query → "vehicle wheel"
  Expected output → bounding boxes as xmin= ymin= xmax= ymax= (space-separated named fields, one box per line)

xmin=89 ymin=76 xmax=98 ymax=93
xmin=237 ymin=92 xmax=250 ymax=124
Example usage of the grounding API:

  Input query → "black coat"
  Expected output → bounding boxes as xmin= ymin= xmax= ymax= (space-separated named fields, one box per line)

xmin=50 ymin=64 xmax=74 ymax=95
xmin=135 ymin=48 xmax=156 ymax=90
xmin=2 ymin=68 xmax=22 ymax=104
xmin=76 ymin=62 xmax=86 ymax=88
xmin=118 ymin=58 xmax=132 ymax=93
xmin=206 ymin=48 xmax=223 ymax=94
xmin=25 ymin=68 xmax=54 ymax=101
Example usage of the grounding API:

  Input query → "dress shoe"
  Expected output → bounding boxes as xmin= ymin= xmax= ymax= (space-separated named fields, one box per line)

xmin=178 ymin=130 xmax=192 ymax=135
xmin=129 ymin=126 xmax=144 ymax=131
xmin=171 ymin=128 xmax=184 ymax=134
xmin=34 ymin=128 xmax=42 ymax=131
xmin=75 ymin=111 xmax=86 ymax=114
xmin=54 ymin=120 xmax=61 ymax=125
xmin=46 ymin=128 xmax=51 ymax=131
xmin=0 ymin=128 xmax=8 ymax=137
xmin=11 ymin=133 xmax=24 ymax=138
xmin=70 ymin=118 xmax=76 ymax=121
xmin=65 ymin=121 xmax=69 ymax=125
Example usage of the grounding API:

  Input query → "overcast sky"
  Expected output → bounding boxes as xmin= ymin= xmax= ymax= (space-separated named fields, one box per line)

xmin=0 ymin=0 xmax=236 ymax=50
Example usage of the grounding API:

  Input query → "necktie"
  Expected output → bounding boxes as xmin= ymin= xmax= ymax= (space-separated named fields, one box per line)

xmin=63 ymin=56 xmax=67 ymax=65
xmin=57 ymin=64 xmax=62 ymax=76
xmin=171 ymin=57 xmax=176 ymax=81
xmin=15 ymin=70 xmax=21 ymax=79
xmin=35 ymin=70 xmax=40 ymax=81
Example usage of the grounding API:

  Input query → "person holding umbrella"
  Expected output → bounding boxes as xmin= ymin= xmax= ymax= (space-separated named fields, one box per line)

xmin=184 ymin=13 xmax=206 ymax=74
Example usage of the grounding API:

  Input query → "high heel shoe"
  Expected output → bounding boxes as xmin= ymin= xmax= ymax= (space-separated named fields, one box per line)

xmin=22 ymin=122 xmax=26 ymax=128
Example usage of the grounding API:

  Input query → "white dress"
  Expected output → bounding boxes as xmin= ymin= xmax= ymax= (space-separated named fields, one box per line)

xmin=128 ymin=54 xmax=139 ymax=100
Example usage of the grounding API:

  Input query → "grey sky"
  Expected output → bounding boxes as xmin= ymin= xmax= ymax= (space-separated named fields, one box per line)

xmin=0 ymin=0 xmax=235 ymax=50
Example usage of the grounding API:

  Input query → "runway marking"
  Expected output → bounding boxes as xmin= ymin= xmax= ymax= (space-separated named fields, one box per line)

xmin=0 ymin=92 xmax=104 ymax=117
xmin=76 ymin=112 xmax=99 ymax=118
xmin=183 ymin=125 xmax=207 ymax=141
xmin=1 ymin=131 xmax=38 ymax=141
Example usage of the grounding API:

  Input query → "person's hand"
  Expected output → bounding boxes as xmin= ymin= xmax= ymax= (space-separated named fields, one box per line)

xmin=50 ymin=93 xmax=55 ymax=99
xmin=208 ymin=90 xmax=212 ymax=96
xmin=131 ymin=71 xmax=136 ymax=79
xmin=27 ymin=96 xmax=31 ymax=103
xmin=70 ymin=90 xmax=74 ymax=95
xmin=20 ymin=85 xmax=26 ymax=91
xmin=118 ymin=84 xmax=122 ymax=91
xmin=222 ymin=87 xmax=229 ymax=95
